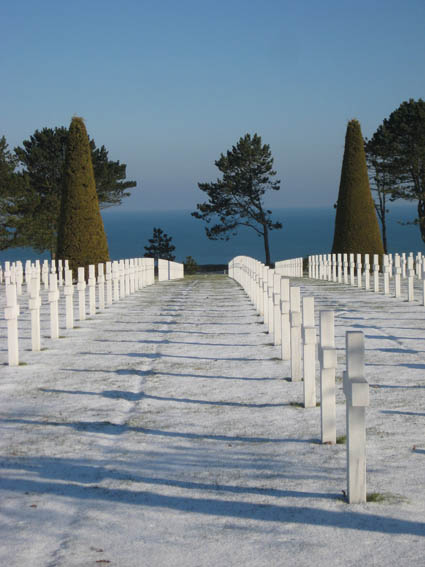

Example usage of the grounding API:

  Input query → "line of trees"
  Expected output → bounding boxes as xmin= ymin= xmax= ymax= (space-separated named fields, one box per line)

xmin=192 ymin=99 xmax=425 ymax=260
xmin=2 ymin=98 xmax=424 ymax=266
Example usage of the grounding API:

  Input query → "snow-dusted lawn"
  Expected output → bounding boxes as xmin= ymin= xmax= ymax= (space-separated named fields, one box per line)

xmin=0 ymin=274 xmax=424 ymax=566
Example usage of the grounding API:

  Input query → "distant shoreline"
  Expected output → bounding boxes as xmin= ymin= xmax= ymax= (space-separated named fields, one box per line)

xmin=1 ymin=204 xmax=422 ymax=265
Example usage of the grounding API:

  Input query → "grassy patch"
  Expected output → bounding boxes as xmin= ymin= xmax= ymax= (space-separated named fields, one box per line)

xmin=367 ymin=492 xmax=389 ymax=503
xmin=19 ymin=362 xmax=28 ymax=366
xmin=336 ymin=435 xmax=346 ymax=444
xmin=366 ymin=492 xmax=407 ymax=504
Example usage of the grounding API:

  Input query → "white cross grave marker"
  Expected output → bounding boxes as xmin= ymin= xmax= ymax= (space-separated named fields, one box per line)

xmin=302 ymin=296 xmax=316 ymax=408
xmin=319 ymin=310 xmax=337 ymax=444
xmin=343 ymin=331 xmax=369 ymax=504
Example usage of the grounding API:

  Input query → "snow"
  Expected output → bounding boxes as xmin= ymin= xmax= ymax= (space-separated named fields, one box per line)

xmin=0 ymin=273 xmax=424 ymax=566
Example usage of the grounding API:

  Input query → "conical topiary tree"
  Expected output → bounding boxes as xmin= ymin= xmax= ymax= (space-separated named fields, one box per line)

xmin=332 ymin=119 xmax=384 ymax=256
xmin=57 ymin=117 xmax=109 ymax=275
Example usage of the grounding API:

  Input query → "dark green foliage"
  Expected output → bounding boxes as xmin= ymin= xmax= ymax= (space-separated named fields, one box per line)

xmin=90 ymin=142 xmax=136 ymax=207
xmin=184 ymin=255 xmax=198 ymax=274
xmin=0 ymin=136 xmax=30 ymax=250
xmin=57 ymin=117 xmax=110 ymax=275
xmin=332 ymin=120 xmax=384 ymax=255
xmin=192 ymin=133 xmax=282 ymax=266
xmin=144 ymin=227 xmax=176 ymax=261
xmin=14 ymin=128 xmax=68 ymax=254
xmin=1 ymin=126 xmax=135 ymax=256
xmin=365 ymin=141 xmax=392 ymax=253
xmin=365 ymin=99 xmax=425 ymax=245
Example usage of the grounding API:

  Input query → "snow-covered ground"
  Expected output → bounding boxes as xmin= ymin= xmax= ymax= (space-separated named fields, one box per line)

xmin=0 ymin=274 xmax=424 ymax=566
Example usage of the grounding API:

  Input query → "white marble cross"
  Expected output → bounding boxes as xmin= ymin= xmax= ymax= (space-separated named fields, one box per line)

xmin=64 ymin=268 xmax=74 ymax=330
xmin=319 ymin=310 xmax=337 ymax=444
xmin=343 ymin=331 xmax=369 ymax=504
xmin=5 ymin=283 xmax=20 ymax=366
xmin=48 ymin=272 xmax=60 ymax=339
xmin=302 ymin=296 xmax=316 ymax=408
xmin=29 ymin=276 xmax=41 ymax=351
xmin=77 ymin=267 xmax=86 ymax=321
xmin=289 ymin=286 xmax=302 ymax=382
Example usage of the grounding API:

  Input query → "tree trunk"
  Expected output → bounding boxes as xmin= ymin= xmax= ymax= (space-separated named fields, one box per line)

xmin=381 ymin=209 xmax=388 ymax=254
xmin=375 ymin=194 xmax=388 ymax=254
xmin=263 ymin=223 xmax=271 ymax=266
xmin=418 ymin=200 xmax=425 ymax=245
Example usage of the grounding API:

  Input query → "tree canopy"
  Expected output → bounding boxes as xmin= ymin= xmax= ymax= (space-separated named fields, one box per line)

xmin=144 ymin=227 xmax=176 ymax=261
xmin=0 ymin=136 xmax=30 ymax=250
xmin=0 ymin=126 xmax=136 ymax=255
xmin=364 ymin=140 xmax=393 ymax=253
xmin=192 ymin=133 xmax=281 ymax=266
xmin=184 ymin=255 xmax=198 ymax=274
xmin=365 ymin=98 xmax=425 ymax=244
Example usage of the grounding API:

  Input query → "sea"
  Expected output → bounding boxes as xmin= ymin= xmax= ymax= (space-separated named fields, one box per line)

xmin=1 ymin=205 xmax=423 ymax=266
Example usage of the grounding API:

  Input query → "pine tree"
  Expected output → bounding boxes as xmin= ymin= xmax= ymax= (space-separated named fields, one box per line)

xmin=365 ymin=99 xmax=425 ymax=245
xmin=332 ymin=120 xmax=384 ymax=255
xmin=192 ymin=133 xmax=281 ymax=266
xmin=184 ymin=255 xmax=198 ymax=274
xmin=144 ymin=227 xmax=176 ymax=261
xmin=57 ymin=117 xmax=109 ymax=276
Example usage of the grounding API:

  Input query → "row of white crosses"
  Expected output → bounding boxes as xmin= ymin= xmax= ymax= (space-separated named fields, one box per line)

xmin=274 ymin=257 xmax=304 ymax=277
xmin=3 ymin=257 xmax=156 ymax=368
xmin=309 ymin=252 xmax=425 ymax=302
xmin=229 ymin=255 xmax=369 ymax=504
xmin=1 ymin=259 xmax=67 ymax=293
xmin=158 ymin=259 xmax=185 ymax=281
xmin=1 ymin=257 xmax=157 ymax=290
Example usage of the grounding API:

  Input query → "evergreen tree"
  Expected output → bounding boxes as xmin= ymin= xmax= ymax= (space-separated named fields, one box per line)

xmin=332 ymin=120 xmax=384 ymax=255
xmin=365 ymin=99 xmax=425 ymax=245
xmin=144 ymin=227 xmax=176 ymax=261
xmin=364 ymin=141 xmax=392 ymax=253
xmin=192 ymin=133 xmax=282 ymax=266
xmin=184 ymin=255 xmax=198 ymax=274
xmin=57 ymin=117 xmax=109 ymax=275
xmin=0 ymin=136 xmax=30 ymax=250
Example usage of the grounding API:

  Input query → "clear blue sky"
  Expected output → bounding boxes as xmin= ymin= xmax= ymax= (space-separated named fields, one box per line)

xmin=2 ymin=0 xmax=425 ymax=211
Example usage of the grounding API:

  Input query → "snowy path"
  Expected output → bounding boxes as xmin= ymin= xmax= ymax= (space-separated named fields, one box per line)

xmin=0 ymin=274 xmax=424 ymax=566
